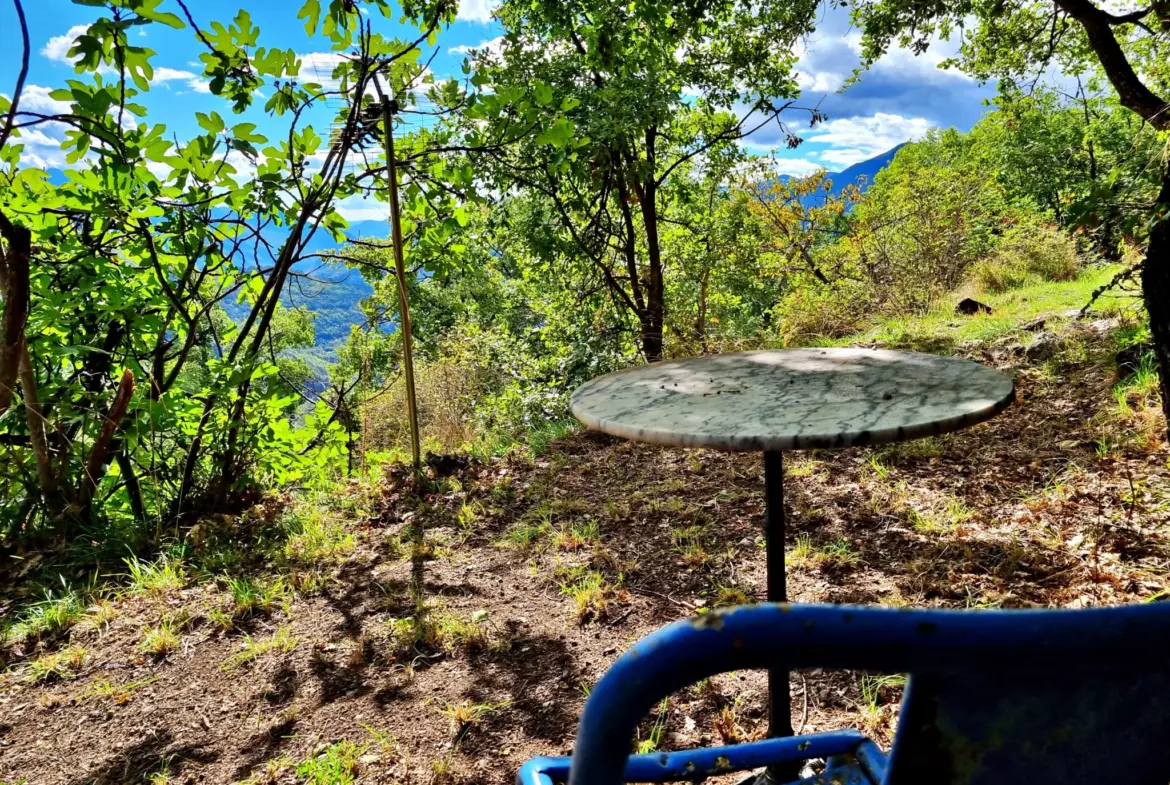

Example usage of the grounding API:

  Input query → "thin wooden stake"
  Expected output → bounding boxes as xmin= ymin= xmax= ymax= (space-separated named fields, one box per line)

xmin=381 ymin=95 xmax=421 ymax=472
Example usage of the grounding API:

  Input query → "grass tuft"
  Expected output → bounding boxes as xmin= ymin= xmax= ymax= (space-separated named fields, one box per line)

xmin=441 ymin=699 xmax=510 ymax=740
xmin=296 ymin=740 xmax=365 ymax=785
xmin=125 ymin=556 xmax=186 ymax=596
xmin=787 ymin=534 xmax=859 ymax=571
xmin=27 ymin=646 xmax=87 ymax=683
xmin=221 ymin=625 xmax=297 ymax=674
xmin=141 ymin=622 xmax=181 ymax=657
xmin=559 ymin=570 xmax=626 ymax=625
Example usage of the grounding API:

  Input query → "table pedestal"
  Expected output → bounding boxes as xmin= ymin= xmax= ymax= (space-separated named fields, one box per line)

xmin=762 ymin=451 xmax=799 ymax=784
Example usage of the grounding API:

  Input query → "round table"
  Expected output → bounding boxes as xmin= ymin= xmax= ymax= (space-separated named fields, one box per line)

xmin=571 ymin=348 xmax=1014 ymax=781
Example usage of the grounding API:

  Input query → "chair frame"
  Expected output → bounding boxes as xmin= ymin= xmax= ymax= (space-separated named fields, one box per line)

xmin=517 ymin=602 xmax=1170 ymax=785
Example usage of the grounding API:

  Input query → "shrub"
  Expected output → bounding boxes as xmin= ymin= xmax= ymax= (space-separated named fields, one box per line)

xmin=970 ymin=223 xmax=1079 ymax=293
xmin=361 ymin=357 xmax=483 ymax=454
xmin=775 ymin=278 xmax=876 ymax=344
xmin=968 ymin=258 xmax=1035 ymax=294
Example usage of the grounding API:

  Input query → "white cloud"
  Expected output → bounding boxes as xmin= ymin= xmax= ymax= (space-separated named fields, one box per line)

xmin=16 ymin=85 xmax=71 ymax=115
xmin=152 ymin=67 xmax=211 ymax=93
xmin=10 ymin=126 xmax=66 ymax=169
xmin=795 ymin=70 xmax=844 ymax=94
xmin=770 ymin=157 xmax=826 ymax=177
xmin=449 ymin=36 xmax=504 ymax=57
xmin=154 ymin=67 xmax=198 ymax=82
xmin=843 ymin=33 xmax=974 ymax=85
xmin=457 ymin=0 xmax=498 ymax=23
xmin=817 ymin=148 xmax=875 ymax=168
xmin=41 ymin=24 xmax=88 ymax=64
xmin=805 ymin=113 xmax=933 ymax=158
xmin=334 ymin=193 xmax=388 ymax=223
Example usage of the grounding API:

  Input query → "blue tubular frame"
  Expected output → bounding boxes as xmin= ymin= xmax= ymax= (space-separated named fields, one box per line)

xmin=554 ymin=603 xmax=1170 ymax=785
xmin=518 ymin=732 xmax=871 ymax=785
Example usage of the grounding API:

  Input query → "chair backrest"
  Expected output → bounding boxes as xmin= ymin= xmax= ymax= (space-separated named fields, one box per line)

xmin=565 ymin=603 xmax=1170 ymax=785
xmin=886 ymin=668 xmax=1170 ymax=784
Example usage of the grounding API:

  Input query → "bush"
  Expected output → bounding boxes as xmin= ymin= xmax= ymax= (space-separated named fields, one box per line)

xmin=970 ymin=223 xmax=1079 ymax=293
xmin=361 ymin=357 xmax=483 ymax=455
xmin=968 ymin=258 xmax=1035 ymax=294
xmin=776 ymin=278 xmax=877 ymax=344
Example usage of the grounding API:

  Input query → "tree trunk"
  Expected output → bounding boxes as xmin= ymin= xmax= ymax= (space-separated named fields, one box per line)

xmin=1144 ymin=164 xmax=1170 ymax=438
xmin=19 ymin=342 xmax=58 ymax=514
xmin=695 ymin=266 xmax=710 ymax=351
xmin=79 ymin=368 xmax=135 ymax=517
xmin=0 ymin=215 xmax=30 ymax=416
xmin=639 ymin=182 xmax=665 ymax=362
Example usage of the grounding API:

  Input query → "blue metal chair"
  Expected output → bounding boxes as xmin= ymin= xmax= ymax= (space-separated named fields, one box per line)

xmin=517 ymin=603 xmax=1170 ymax=785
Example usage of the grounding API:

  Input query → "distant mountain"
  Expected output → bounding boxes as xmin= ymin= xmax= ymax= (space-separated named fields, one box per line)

xmin=826 ymin=143 xmax=905 ymax=194
xmin=775 ymin=143 xmax=905 ymax=200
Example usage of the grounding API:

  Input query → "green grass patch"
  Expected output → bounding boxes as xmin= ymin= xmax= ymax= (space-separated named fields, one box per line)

xmin=819 ymin=266 xmax=1125 ymax=352
xmin=296 ymin=740 xmax=365 ymax=785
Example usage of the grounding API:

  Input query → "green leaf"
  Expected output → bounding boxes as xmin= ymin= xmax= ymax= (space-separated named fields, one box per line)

xmin=196 ymin=111 xmax=225 ymax=134
xmin=232 ymin=123 xmax=267 ymax=145
xmin=298 ymin=0 xmax=321 ymax=36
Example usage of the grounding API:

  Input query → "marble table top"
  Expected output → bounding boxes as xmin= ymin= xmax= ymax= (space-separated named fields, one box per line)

xmin=570 ymin=348 xmax=1014 ymax=451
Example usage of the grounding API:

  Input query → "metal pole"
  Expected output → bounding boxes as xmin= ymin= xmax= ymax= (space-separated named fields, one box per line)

xmin=763 ymin=450 xmax=797 ymax=784
xmin=381 ymin=95 xmax=421 ymax=473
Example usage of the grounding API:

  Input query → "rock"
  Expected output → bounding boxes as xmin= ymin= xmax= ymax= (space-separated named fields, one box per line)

xmin=1116 ymin=342 xmax=1153 ymax=381
xmin=1021 ymin=317 xmax=1047 ymax=332
xmin=1025 ymin=332 xmax=1060 ymax=361
xmin=738 ymin=537 xmax=754 ymax=547
xmin=956 ymin=298 xmax=993 ymax=316
xmin=1088 ymin=317 xmax=1121 ymax=335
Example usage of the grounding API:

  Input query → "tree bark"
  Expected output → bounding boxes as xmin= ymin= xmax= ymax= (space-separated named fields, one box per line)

xmin=637 ymin=133 xmax=665 ymax=363
xmin=19 ymin=342 xmax=58 ymax=513
xmin=1143 ymin=164 xmax=1170 ymax=435
xmin=79 ymin=369 xmax=135 ymax=514
xmin=0 ymin=214 xmax=30 ymax=416
xmin=696 ymin=266 xmax=710 ymax=351
xmin=115 ymin=449 xmax=148 ymax=523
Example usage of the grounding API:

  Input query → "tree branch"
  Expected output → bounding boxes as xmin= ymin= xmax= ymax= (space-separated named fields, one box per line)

xmin=0 ymin=0 xmax=29 ymax=154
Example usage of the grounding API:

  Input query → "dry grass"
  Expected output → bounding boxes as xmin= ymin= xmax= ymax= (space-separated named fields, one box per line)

xmin=362 ymin=358 xmax=483 ymax=455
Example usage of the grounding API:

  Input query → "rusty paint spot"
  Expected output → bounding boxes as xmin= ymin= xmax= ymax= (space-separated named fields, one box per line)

xmin=797 ymin=740 xmax=811 ymax=752
xmin=658 ymin=753 xmax=668 ymax=766
xmin=684 ymin=761 xmax=697 ymax=775
xmin=713 ymin=755 xmax=732 ymax=772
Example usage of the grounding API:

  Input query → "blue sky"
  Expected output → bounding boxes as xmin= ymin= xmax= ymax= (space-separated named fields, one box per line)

xmin=1 ymin=0 xmax=999 ymax=221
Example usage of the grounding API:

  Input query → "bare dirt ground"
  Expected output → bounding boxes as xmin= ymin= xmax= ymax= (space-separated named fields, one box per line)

xmin=1 ymin=321 xmax=1167 ymax=784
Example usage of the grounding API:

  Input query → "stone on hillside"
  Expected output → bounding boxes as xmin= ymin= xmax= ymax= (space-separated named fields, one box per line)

xmin=1022 ymin=317 xmax=1047 ymax=332
xmin=1025 ymin=332 xmax=1060 ymax=361
xmin=956 ymin=298 xmax=993 ymax=316
xmin=1088 ymin=316 xmax=1121 ymax=335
